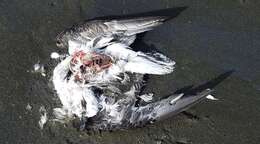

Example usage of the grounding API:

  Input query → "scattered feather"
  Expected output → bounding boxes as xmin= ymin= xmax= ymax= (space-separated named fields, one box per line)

xmin=39 ymin=106 xmax=48 ymax=129
xmin=33 ymin=62 xmax=46 ymax=77
xmin=26 ymin=103 xmax=32 ymax=111
xmin=50 ymin=52 xmax=60 ymax=59
xmin=33 ymin=63 xmax=41 ymax=71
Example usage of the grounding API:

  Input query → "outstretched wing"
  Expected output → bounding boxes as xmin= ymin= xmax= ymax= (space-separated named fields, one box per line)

xmin=81 ymin=16 xmax=169 ymax=47
xmin=57 ymin=16 xmax=169 ymax=53
xmin=85 ymin=88 xmax=212 ymax=130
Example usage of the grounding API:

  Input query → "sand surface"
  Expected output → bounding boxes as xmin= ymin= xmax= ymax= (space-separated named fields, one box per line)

xmin=0 ymin=0 xmax=259 ymax=143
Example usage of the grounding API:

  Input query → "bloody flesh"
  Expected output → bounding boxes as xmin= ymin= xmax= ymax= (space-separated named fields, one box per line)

xmin=70 ymin=51 xmax=112 ymax=82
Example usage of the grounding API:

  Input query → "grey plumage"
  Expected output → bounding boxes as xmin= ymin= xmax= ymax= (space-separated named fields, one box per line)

xmin=56 ymin=16 xmax=169 ymax=50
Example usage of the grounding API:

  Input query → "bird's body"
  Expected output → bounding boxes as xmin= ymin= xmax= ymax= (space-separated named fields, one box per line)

xmin=52 ymin=56 xmax=212 ymax=130
xmin=52 ymin=15 xmax=213 ymax=130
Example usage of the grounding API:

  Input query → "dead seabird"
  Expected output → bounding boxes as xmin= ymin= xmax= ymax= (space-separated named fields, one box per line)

xmin=51 ymin=15 xmax=213 ymax=131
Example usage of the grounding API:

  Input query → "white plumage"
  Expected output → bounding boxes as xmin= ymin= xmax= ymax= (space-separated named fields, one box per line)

xmin=53 ymin=57 xmax=99 ymax=118
xmin=104 ymin=43 xmax=175 ymax=75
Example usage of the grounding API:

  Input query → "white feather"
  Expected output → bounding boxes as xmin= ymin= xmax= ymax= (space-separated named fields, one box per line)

xmin=39 ymin=106 xmax=47 ymax=129
xmin=104 ymin=43 xmax=175 ymax=75
xmin=50 ymin=52 xmax=60 ymax=59
xmin=68 ymin=40 xmax=92 ymax=55
xmin=52 ymin=57 xmax=99 ymax=119
xmin=139 ymin=93 xmax=153 ymax=102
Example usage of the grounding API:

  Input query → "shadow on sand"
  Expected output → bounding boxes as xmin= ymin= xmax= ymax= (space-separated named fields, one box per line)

xmin=88 ymin=7 xmax=187 ymax=21
xmin=175 ymin=70 xmax=235 ymax=96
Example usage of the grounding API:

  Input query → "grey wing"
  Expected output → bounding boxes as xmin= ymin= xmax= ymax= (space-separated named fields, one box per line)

xmin=85 ymin=88 xmax=212 ymax=130
xmin=127 ymin=89 xmax=213 ymax=127
xmin=79 ymin=16 xmax=169 ymax=49
xmin=104 ymin=16 xmax=169 ymax=36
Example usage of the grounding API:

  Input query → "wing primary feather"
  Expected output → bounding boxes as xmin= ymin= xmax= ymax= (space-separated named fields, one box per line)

xmin=104 ymin=16 xmax=169 ymax=36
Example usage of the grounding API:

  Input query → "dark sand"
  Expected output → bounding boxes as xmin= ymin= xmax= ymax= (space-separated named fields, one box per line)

xmin=0 ymin=0 xmax=259 ymax=143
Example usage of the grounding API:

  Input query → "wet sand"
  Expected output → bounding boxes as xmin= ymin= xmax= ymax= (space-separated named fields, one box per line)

xmin=0 ymin=0 xmax=259 ymax=143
